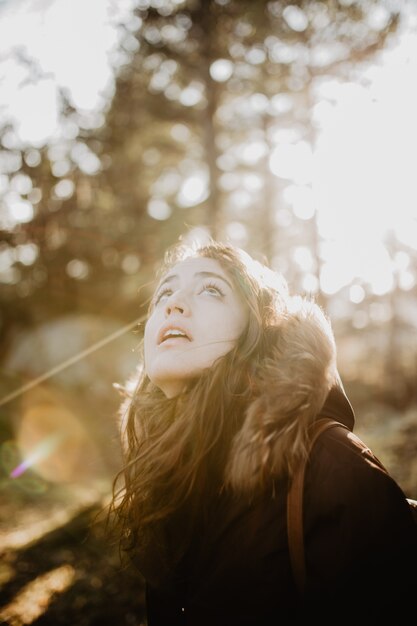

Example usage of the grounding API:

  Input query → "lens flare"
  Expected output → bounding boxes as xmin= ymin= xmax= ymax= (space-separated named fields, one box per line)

xmin=10 ymin=433 xmax=65 ymax=478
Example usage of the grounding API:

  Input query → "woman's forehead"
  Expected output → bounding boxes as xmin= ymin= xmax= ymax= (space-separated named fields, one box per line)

xmin=160 ymin=256 xmax=231 ymax=284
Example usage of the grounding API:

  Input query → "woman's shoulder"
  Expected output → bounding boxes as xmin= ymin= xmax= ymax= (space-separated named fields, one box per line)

xmin=302 ymin=419 xmax=417 ymax=615
xmin=305 ymin=420 xmax=416 ymax=535
xmin=308 ymin=421 xmax=398 ymax=493
xmin=312 ymin=421 xmax=386 ymax=472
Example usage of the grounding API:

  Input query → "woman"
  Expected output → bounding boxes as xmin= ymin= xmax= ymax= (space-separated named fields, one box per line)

xmin=110 ymin=239 xmax=416 ymax=625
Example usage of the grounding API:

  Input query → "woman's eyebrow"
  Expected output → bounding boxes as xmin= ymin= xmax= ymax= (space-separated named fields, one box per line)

xmin=157 ymin=274 xmax=177 ymax=290
xmin=157 ymin=271 xmax=233 ymax=291
xmin=194 ymin=271 xmax=233 ymax=290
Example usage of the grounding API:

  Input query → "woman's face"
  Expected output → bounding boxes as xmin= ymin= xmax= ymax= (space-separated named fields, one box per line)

xmin=144 ymin=256 xmax=248 ymax=398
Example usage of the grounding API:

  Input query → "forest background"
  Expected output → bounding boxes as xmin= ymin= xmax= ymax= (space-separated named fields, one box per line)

xmin=0 ymin=0 xmax=416 ymax=624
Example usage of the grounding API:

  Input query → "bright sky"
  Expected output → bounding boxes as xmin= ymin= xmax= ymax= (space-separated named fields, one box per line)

xmin=0 ymin=0 xmax=129 ymax=138
xmin=1 ymin=0 xmax=417 ymax=297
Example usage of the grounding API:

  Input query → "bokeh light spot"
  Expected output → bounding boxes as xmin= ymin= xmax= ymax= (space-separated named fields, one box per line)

xmin=177 ymin=173 xmax=208 ymax=208
xmin=66 ymin=259 xmax=89 ymax=280
xmin=209 ymin=59 xmax=233 ymax=82
xmin=9 ymin=199 xmax=34 ymax=224
xmin=54 ymin=179 xmax=75 ymax=199
xmin=349 ymin=284 xmax=365 ymax=304
xmin=147 ymin=198 xmax=172 ymax=220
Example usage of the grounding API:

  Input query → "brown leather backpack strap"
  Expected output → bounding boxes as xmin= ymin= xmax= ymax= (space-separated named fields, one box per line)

xmin=287 ymin=418 xmax=348 ymax=594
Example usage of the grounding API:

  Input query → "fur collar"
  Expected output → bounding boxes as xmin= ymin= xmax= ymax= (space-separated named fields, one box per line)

xmin=225 ymin=297 xmax=339 ymax=493
xmin=119 ymin=296 xmax=347 ymax=495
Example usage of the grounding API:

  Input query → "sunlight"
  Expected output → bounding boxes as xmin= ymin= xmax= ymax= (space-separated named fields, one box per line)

xmin=0 ymin=565 xmax=75 ymax=625
xmin=399 ymin=271 xmax=415 ymax=291
xmin=319 ymin=239 xmax=395 ymax=296
xmin=320 ymin=260 xmax=355 ymax=296
xmin=301 ymin=273 xmax=319 ymax=294
xmin=313 ymin=16 xmax=417 ymax=262
xmin=269 ymin=141 xmax=313 ymax=185
xmin=0 ymin=0 xmax=119 ymax=144
xmin=311 ymin=82 xmax=417 ymax=294
xmin=395 ymin=217 xmax=417 ymax=250
xmin=45 ymin=0 xmax=117 ymax=109
xmin=307 ymin=9 xmax=417 ymax=294
xmin=13 ymin=80 xmax=60 ymax=146
xmin=283 ymin=185 xmax=315 ymax=220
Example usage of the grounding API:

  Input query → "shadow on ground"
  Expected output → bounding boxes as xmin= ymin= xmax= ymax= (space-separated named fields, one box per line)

xmin=0 ymin=503 xmax=146 ymax=626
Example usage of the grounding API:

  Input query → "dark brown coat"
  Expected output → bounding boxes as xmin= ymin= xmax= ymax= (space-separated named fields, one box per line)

xmin=146 ymin=386 xmax=417 ymax=625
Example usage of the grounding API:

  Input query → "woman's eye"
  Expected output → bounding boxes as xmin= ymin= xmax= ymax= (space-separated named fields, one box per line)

xmin=154 ymin=288 xmax=172 ymax=305
xmin=200 ymin=282 xmax=225 ymax=297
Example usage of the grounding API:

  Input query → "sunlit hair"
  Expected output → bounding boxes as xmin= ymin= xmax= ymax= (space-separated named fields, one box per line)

xmin=107 ymin=239 xmax=312 ymax=577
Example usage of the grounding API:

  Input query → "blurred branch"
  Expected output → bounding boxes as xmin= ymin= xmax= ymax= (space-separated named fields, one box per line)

xmin=0 ymin=316 xmax=145 ymax=407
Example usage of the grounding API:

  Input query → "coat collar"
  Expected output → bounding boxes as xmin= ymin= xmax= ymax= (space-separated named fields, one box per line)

xmin=320 ymin=379 xmax=355 ymax=431
xmin=225 ymin=297 xmax=353 ymax=492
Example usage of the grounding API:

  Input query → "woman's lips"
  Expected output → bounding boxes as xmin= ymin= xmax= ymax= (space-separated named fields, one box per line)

xmin=158 ymin=324 xmax=192 ymax=344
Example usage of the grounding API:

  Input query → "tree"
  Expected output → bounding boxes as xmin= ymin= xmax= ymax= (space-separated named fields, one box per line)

xmin=0 ymin=0 xmax=401 ymax=345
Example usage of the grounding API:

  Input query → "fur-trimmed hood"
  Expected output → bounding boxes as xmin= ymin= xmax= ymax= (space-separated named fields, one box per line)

xmin=225 ymin=296 xmax=355 ymax=492
xmin=118 ymin=295 xmax=355 ymax=496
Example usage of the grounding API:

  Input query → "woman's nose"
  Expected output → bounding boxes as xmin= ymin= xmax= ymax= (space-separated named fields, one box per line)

xmin=165 ymin=290 xmax=190 ymax=316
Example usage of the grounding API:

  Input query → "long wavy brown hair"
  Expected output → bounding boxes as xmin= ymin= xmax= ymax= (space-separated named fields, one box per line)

xmin=107 ymin=239 xmax=291 ymax=577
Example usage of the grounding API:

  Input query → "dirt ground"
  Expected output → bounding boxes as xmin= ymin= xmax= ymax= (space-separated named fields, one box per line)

xmin=0 ymin=487 xmax=147 ymax=626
